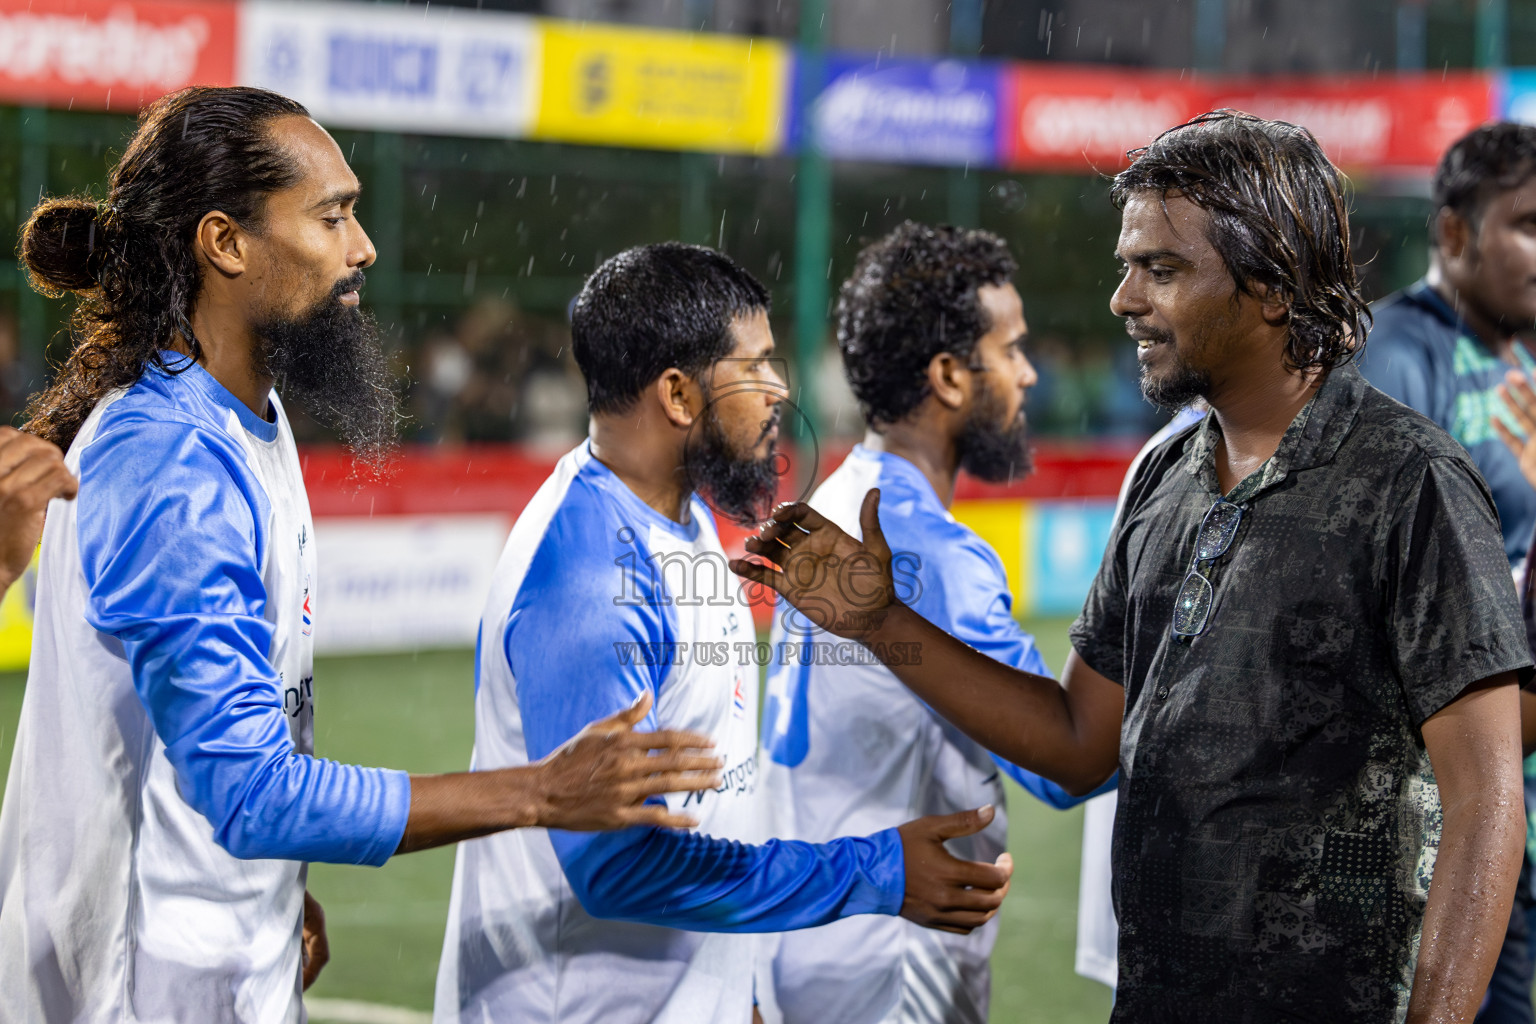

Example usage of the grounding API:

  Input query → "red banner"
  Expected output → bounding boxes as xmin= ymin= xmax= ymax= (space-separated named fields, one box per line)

xmin=0 ymin=0 xmax=237 ymax=111
xmin=1002 ymin=64 xmax=1211 ymax=172
xmin=1206 ymin=74 xmax=1491 ymax=171
xmin=1003 ymin=64 xmax=1494 ymax=173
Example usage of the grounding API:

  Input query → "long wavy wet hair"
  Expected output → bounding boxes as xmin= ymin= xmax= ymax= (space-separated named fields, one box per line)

xmin=19 ymin=86 xmax=309 ymax=450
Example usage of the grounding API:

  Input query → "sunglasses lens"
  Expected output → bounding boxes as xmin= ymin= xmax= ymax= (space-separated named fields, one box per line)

xmin=1173 ymin=571 xmax=1213 ymax=636
xmin=1195 ymin=501 xmax=1243 ymax=561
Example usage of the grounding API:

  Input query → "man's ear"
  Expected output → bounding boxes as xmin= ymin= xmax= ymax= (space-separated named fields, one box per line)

xmin=1250 ymin=281 xmax=1291 ymax=328
xmin=926 ymin=351 xmax=971 ymax=412
xmin=654 ymin=368 xmax=703 ymax=429
xmin=195 ymin=210 xmax=248 ymax=278
xmin=1434 ymin=206 xmax=1472 ymax=264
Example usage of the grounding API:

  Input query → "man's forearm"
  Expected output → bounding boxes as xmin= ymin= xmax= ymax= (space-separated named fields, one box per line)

xmin=1411 ymin=679 xmax=1526 ymax=1023
xmin=1406 ymin=789 xmax=1523 ymax=1023
xmin=862 ymin=603 xmax=1116 ymax=793
xmin=396 ymin=769 xmax=541 ymax=854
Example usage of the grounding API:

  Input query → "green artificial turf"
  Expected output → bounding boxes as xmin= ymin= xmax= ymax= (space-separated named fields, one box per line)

xmin=0 ymin=618 xmax=1113 ymax=1023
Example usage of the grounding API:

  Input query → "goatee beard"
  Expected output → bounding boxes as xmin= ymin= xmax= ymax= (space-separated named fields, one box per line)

xmin=1133 ymin=321 xmax=1211 ymax=411
xmin=957 ymin=380 xmax=1033 ymax=484
xmin=685 ymin=406 xmax=781 ymax=526
xmin=252 ymin=273 xmax=400 ymax=470
xmin=1139 ymin=358 xmax=1212 ymax=411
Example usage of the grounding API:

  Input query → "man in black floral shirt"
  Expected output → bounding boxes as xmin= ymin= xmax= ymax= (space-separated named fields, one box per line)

xmin=737 ymin=112 xmax=1533 ymax=1023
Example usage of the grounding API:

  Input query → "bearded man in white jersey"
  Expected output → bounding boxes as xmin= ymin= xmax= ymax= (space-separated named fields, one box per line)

xmin=435 ymin=242 xmax=1015 ymax=1024
xmin=761 ymin=222 xmax=1115 ymax=1024
xmin=0 ymin=86 xmax=730 ymax=1024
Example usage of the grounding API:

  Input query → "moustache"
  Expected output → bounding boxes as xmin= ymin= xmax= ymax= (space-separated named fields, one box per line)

xmin=1125 ymin=318 xmax=1174 ymax=345
xmin=332 ymin=271 xmax=366 ymax=300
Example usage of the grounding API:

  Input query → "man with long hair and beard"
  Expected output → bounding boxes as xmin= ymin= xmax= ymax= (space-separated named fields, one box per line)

xmin=433 ymin=242 xmax=1015 ymax=1024
xmin=0 ymin=87 xmax=764 ymax=1024
xmin=757 ymin=221 xmax=1111 ymax=1024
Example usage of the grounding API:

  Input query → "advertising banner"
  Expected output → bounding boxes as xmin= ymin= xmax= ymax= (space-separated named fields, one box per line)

xmin=239 ymin=0 xmax=539 ymax=138
xmin=0 ymin=555 xmax=36 ymax=672
xmin=533 ymin=20 xmax=789 ymax=154
xmin=1498 ymin=69 xmax=1536 ymax=125
xmin=1028 ymin=501 xmax=1117 ymax=617
xmin=310 ymin=514 xmax=511 ymax=655
xmin=1004 ymin=65 xmax=1492 ymax=173
xmin=808 ymin=55 xmax=1005 ymax=167
xmin=950 ymin=498 xmax=1116 ymax=618
xmin=0 ymin=0 xmax=236 ymax=110
xmin=1207 ymin=74 xmax=1491 ymax=171
xmin=1003 ymin=63 xmax=1209 ymax=172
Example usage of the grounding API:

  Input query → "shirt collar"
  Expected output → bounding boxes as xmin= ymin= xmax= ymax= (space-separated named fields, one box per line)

xmin=155 ymin=350 xmax=280 ymax=443
xmin=853 ymin=444 xmax=946 ymax=506
xmin=1182 ymin=361 xmax=1368 ymax=501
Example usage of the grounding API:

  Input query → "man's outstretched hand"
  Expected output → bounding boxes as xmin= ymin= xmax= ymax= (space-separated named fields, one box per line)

xmin=898 ymin=805 xmax=1014 ymax=935
xmin=397 ymin=691 xmax=724 ymax=854
xmin=529 ymin=689 xmax=723 ymax=832
xmin=731 ymin=488 xmax=896 ymax=639
xmin=0 ymin=427 xmax=77 ymax=595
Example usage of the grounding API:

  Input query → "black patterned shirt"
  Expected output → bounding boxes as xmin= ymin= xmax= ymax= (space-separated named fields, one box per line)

xmin=1070 ymin=362 xmax=1534 ymax=1023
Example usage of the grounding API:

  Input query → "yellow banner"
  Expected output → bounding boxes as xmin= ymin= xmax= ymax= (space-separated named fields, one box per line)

xmin=952 ymin=499 xmax=1034 ymax=617
xmin=534 ymin=21 xmax=789 ymax=154
xmin=0 ymin=554 xmax=37 ymax=673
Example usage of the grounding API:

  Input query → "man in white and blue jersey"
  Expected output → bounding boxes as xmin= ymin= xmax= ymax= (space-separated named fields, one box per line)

xmin=760 ymin=222 xmax=1113 ymax=1024
xmin=435 ymin=243 xmax=1016 ymax=1024
xmin=1 ymin=87 xmax=728 ymax=1024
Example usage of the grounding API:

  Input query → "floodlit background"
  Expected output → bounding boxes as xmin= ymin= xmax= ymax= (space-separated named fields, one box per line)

xmin=0 ymin=0 xmax=1531 ymax=1019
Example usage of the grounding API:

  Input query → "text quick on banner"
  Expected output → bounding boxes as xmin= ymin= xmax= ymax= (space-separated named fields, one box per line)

xmin=239 ymin=0 xmax=540 ymax=138
xmin=0 ymin=0 xmax=235 ymax=110
xmin=534 ymin=21 xmax=788 ymax=154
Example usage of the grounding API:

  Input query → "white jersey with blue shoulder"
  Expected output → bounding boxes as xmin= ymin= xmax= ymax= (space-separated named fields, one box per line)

xmin=0 ymin=356 xmax=410 ymax=1024
xmin=760 ymin=444 xmax=1114 ymax=1024
xmin=434 ymin=441 xmax=905 ymax=1024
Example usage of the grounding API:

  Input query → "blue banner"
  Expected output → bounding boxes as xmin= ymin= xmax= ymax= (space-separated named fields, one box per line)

xmin=802 ymin=55 xmax=1005 ymax=167
xmin=1029 ymin=501 xmax=1117 ymax=617
xmin=1501 ymin=69 xmax=1536 ymax=124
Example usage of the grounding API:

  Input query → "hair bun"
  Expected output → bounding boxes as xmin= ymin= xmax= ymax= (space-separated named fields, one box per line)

xmin=20 ymin=196 xmax=105 ymax=296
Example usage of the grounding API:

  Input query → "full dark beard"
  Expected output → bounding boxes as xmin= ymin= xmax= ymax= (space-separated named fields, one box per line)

xmin=252 ymin=274 xmax=400 ymax=469
xmin=957 ymin=379 xmax=1033 ymax=483
xmin=686 ymin=407 xmax=780 ymax=526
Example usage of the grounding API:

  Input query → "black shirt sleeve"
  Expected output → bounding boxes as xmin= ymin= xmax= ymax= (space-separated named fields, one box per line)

xmin=1386 ymin=452 xmax=1536 ymax=722
xmin=1069 ymin=511 xmax=1130 ymax=685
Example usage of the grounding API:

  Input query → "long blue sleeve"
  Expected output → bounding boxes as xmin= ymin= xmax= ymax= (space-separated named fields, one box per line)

xmin=78 ymin=413 xmax=410 ymax=866
xmin=553 ymin=825 xmax=903 ymax=931
xmin=507 ymin=514 xmax=905 ymax=930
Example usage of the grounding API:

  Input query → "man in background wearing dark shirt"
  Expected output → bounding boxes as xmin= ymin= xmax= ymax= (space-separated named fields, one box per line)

xmin=736 ymin=112 xmax=1533 ymax=1023
xmin=1359 ymin=123 xmax=1536 ymax=1024
xmin=1359 ymin=123 xmax=1536 ymax=567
